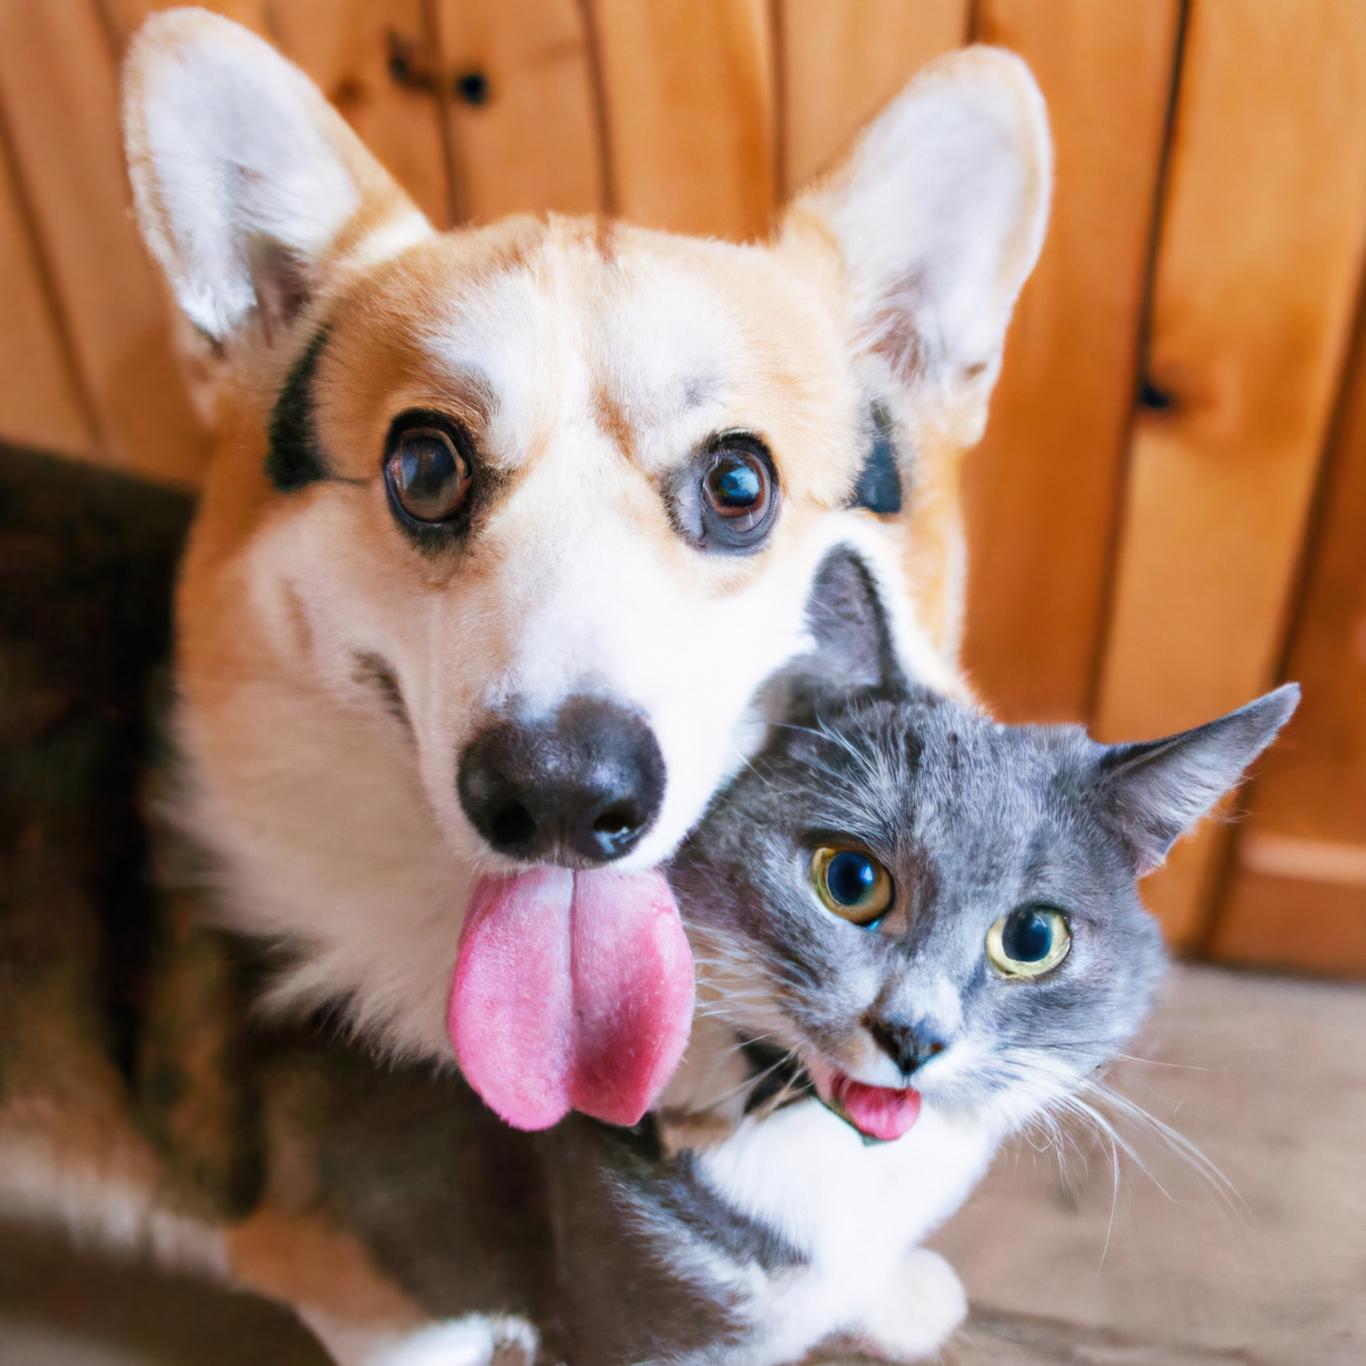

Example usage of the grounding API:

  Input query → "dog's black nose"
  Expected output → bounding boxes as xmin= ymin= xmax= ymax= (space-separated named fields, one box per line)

xmin=866 ymin=1015 xmax=947 ymax=1076
xmin=457 ymin=698 xmax=666 ymax=864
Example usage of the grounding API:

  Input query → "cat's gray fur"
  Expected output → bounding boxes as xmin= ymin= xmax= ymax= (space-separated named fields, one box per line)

xmin=671 ymin=550 xmax=1298 ymax=1131
xmin=300 ymin=548 xmax=1298 ymax=1365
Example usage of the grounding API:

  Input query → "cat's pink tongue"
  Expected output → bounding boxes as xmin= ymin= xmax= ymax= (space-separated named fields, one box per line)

xmin=449 ymin=867 xmax=693 ymax=1131
xmin=831 ymin=1073 xmax=922 ymax=1142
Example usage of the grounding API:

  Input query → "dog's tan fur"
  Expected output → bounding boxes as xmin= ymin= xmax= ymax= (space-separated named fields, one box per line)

xmin=4 ymin=11 xmax=1050 ymax=1360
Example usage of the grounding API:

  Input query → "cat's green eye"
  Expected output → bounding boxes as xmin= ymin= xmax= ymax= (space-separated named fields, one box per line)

xmin=986 ymin=905 xmax=1071 ymax=977
xmin=811 ymin=845 xmax=893 ymax=928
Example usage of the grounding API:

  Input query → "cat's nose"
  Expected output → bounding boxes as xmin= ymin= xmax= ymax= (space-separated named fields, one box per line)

xmin=865 ymin=1015 xmax=947 ymax=1076
xmin=457 ymin=697 xmax=666 ymax=865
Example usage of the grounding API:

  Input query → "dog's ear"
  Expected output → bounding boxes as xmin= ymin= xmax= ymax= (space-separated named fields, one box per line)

xmin=1094 ymin=685 xmax=1301 ymax=876
xmin=783 ymin=48 xmax=1050 ymax=445
xmin=123 ymin=9 xmax=429 ymax=345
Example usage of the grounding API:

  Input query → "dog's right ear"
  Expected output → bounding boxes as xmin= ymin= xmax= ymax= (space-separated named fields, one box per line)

xmin=123 ymin=9 xmax=429 ymax=345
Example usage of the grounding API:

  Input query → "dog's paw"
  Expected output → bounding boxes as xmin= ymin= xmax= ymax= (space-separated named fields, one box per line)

xmin=855 ymin=1248 xmax=968 ymax=1361
xmin=371 ymin=1315 xmax=541 ymax=1366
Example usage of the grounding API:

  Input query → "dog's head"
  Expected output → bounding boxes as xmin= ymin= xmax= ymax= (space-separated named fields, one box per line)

xmin=123 ymin=12 xmax=1049 ymax=1073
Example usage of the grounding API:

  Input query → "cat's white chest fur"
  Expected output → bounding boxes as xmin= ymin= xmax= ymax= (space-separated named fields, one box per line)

xmin=671 ymin=1100 xmax=999 ymax=1365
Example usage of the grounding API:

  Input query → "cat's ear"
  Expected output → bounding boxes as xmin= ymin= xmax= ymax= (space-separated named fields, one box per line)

xmin=780 ymin=48 xmax=1050 ymax=444
xmin=772 ymin=547 xmax=906 ymax=722
xmin=1095 ymin=685 xmax=1301 ymax=876
xmin=123 ymin=9 xmax=430 ymax=346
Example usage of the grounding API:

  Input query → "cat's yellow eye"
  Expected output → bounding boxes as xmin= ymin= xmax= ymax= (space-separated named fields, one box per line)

xmin=811 ymin=845 xmax=893 ymax=928
xmin=986 ymin=905 xmax=1071 ymax=977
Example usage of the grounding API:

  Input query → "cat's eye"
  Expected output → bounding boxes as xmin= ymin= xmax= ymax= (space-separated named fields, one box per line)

xmin=811 ymin=845 xmax=893 ymax=928
xmin=384 ymin=415 xmax=473 ymax=525
xmin=986 ymin=905 xmax=1071 ymax=978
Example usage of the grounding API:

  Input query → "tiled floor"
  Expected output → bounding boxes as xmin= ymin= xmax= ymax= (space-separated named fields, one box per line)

xmin=4 ymin=967 xmax=1363 ymax=1365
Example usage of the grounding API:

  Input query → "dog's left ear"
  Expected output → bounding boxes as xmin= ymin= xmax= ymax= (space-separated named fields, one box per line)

xmin=123 ymin=9 xmax=429 ymax=346
xmin=783 ymin=48 xmax=1050 ymax=445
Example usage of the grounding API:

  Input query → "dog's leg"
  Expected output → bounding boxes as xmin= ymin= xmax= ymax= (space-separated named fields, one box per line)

xmin=223 ymin=1206 xmax=431 ymax=1358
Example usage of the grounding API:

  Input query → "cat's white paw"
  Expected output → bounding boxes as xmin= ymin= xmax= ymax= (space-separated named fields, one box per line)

xmin=857 ymin=1248 xmax=968 ymax=1361
xmin=370 ymin=1314 xmax=540 ymax=1366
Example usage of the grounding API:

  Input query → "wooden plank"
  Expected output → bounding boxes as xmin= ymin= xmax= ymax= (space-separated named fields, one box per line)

xmin=433 ymin=0 xmax=603 ymax=222
xmin=1212 ymin=875 xmax=1366 ymax=978
xmin=256 ymin=0 xmax=451 ymax=227
xmin=1091 ymin=0 xmax=1366 ymax=949
xmin=1213 ymin=305 xmax=1366 ymax=974
xmin=101 ymin=0 xmax=263 ymax=41
xmin=960 ymin=0 xmax=1182 ymax=723
xmin=0 ymin=121 xmax=97 ymax=458
xmin=776 ymin=0 xmax=968 ymax=197
xmin=106 ymin=1 xmax=451 ymax=226
xmin=591 ymin=0 xmax=774 ymax=239
xmin=0 ymin=0 xmax=209 ymax=483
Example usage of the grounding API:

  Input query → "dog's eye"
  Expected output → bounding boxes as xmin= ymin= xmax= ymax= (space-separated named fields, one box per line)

xmin=696 ymin=434 xmax=778 ymax=550
xmin=811 ymin=845 xmax=893 ymax=928
xmin=705 ymin=450 xmax=766 ymax=517
xmin=384 ymin=422 xmax=472 ymax=524
xmin=985 ymin=905 xmax=1071 ymax=978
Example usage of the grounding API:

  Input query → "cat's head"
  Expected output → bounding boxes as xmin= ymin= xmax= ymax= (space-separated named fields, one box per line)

xmin=671 ymin=550 xmax=1299 ymax=1142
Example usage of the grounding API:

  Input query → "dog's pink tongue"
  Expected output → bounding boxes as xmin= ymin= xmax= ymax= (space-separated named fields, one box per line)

xmin=450 ymin=867 xmax=693 ymax=1131
xmin=833 ymin=1075 xmax=922 ymax=1142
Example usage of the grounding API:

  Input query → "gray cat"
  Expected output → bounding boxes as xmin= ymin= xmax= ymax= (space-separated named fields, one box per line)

xmin=297 ymin=548 xmax=1297 ymax=1366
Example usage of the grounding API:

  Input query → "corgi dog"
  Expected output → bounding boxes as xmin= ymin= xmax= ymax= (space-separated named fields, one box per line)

xmin=117 ymin=9 xmax=1049 ymax=1129
xmin=0 ymin=7 xmax=1049 ymax=1361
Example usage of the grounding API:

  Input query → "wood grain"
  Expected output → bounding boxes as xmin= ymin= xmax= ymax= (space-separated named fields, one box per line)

xmin=960 ymin=0 xmax=1182 ymax=723
xmin=433 ymin=0 xmax=603 ymax=222
xmin=776 ymin=0 xmax=968 ymax=197
xmin=0 ymin=121 xmax=96 ymax=457
xmin=591 ymin=0 xmax=774 ymax=238
xmin=1214 ymin=303 xmax=1366 ymax=973
xmin=256 ymin=0 xmax=450 ymax=226
xmin=0 ymin=0 xmax=208 ymax=482
xmin=1091 ymin=0 xmax=1366 ymax=948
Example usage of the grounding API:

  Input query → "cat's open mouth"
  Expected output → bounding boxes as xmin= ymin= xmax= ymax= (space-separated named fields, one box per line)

xmin=812 ymin=1065 xmax=922 ymax=1144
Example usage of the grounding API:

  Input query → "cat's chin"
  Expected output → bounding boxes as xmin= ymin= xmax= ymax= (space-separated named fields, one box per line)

xmin=805 ymin=1056 xmax=923 ymax=1143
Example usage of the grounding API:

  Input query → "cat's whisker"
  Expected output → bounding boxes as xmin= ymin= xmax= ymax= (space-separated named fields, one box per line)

xmin=1078 ymin=1079 xmax=1242 ymax=1216
xmin=1021 ymin=1039 xmax=1212 ymax=1075
xmin=697 ymin=1045 xmax=802 ymax=1116
xmin=1109 ymin=1051 xmax=1212 ymax=1074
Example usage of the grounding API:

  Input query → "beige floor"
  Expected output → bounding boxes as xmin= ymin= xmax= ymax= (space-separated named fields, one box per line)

xmin=3 ymin=966 xmax=1363 ymax=1365
xmin=940 ymin=966 xmax=1366 ymax=1364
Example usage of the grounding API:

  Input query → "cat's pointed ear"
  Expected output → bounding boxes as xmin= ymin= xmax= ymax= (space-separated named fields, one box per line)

xmin=781 ymin=48 xmax=1050 ymax=443
xmin=1096 ymin=685 xmax=1301 ymax=876
xmin=123 ymin=9 xmax=430 ymax=345
xmin=771 ymin=547 xmax=906 ymax=723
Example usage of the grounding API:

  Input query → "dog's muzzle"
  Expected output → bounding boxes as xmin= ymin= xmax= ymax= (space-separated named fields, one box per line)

xmin=457 ymin=697 xmax=666 ymax=865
